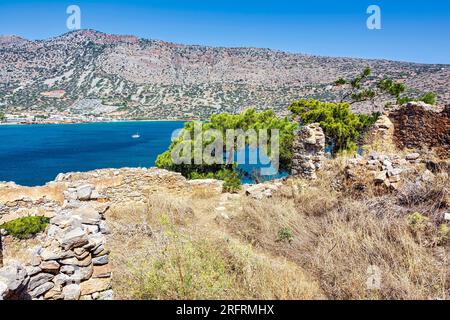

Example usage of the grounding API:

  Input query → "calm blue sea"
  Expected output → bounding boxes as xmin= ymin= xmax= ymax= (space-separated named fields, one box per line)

xmin=0 ymin=121 xmax=288 ymax=186
xmin=0 ymin=121 xmax=184 ymax=186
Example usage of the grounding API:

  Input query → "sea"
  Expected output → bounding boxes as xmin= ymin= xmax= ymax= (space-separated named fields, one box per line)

xmin=0 ymin=121 xmax=287 ymax=186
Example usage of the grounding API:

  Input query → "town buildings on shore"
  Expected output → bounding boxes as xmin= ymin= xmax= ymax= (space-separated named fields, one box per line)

xmin=1 ymin=113 xmax=116 ymax=125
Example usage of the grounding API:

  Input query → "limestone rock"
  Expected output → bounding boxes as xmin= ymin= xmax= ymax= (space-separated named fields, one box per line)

xmin=72 ymin=205 xmax=101 ymax=225
xmin=92 ymin=265 xmax=112 ymax=279
xmin=60 ymin=227 xmax=88 ymax=250
xmin=80 ymin=278 xmax=111 ymax=296
xmin=99 ymin=220 xmax=109 ymax=234
xmin=71 ymin=264 xmax=94 ymax=283
xmin=82 ymin=224 xmax=99 ymax=234
xmin=28 ymin=273 xmax=54 ymax=291
xmin=92 ymin=255 xmax=109 ymax=266
xmin=60 ymin=265 xmax=75 ymax=275
xmin=62 ymin=284 xmax=81 ymax=300
xmin=30 ymin=282 xmax=54 ymax=298
xmin=60 ymin=254 xmax=92 ymax=267
xmin=39 ymin=261 xmax=60 ymax=274
xmin=25 ymin=266 xmax=41 ymax=277
xmin=0 ymin=281 xmax=9 ymax=300
xmin=44 ymin=284 xmax=63 ymax=300
xmin=0 ymin=262 xmax=29 ymax=296
xmin=53 ymin=273 xmax=71 ymax=287
xmin=405 ymin=153 xmax=420 ymax=161
xmin=291 ymin=123 xmax=325 ymax=179
xmin=40 ymin=246 xmax=74 ymax=261
xmin=76 ymin=185 xmax=93 ymax=201
xmin=98 ymin=289 xmax=114 ymax=300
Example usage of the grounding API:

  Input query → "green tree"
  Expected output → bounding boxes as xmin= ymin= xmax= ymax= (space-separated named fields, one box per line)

xmin=336 ymin=67 xmax=377 ymax=105
xmin=289 ymin=99 xmax=379 ymax=154
xmin=0 ymin=111 xmax=5 ymax=123
xmin=156 ymin=108 xmax=297 ymax=180
xmin=397 ymin=91 xmax=437 ymax=105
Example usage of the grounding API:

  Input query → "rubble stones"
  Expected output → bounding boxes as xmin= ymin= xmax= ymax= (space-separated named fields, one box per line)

xmin=345 ymin=152 xmax=425 ymax=191
xmin=92 ymin=255 xmax=108 ymax=266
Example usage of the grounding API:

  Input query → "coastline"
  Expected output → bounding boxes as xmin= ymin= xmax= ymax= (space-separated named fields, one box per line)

xmin=0 ymin=119 xmax=189 ymax=126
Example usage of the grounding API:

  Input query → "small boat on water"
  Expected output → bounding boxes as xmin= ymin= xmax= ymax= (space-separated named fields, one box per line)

xmin=132 ymin=133 xmax=141 ymax=139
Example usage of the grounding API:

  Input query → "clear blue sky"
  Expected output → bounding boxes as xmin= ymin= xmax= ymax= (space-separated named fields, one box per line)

xmin=1 ymin=0 xmax=449 ymax=64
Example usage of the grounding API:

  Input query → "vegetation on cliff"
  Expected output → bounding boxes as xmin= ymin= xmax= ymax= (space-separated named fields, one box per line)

xmin=335 ymin=67 xmax=437 ymax=107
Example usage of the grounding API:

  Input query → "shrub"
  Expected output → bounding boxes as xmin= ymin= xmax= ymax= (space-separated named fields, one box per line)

xmin=1 ymin=216 xmax=50 ymax=239
xmin=110 ymin=208 xmax=322 ymax=300
xmin=436 ymin=224 xmax=450 ymax=245
xmin=276 ymin=227 xmax=294 ymax=243
xmin=397 ymin=92 xmax=437 ymax=105
xmin=407 ymin=212 xmax=429 ymax=233
xmin=222 ymin=171 xmax=242 ymax=193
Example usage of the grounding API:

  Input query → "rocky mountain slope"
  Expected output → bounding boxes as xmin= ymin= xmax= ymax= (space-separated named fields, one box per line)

xmin=1 ymin=29 xmax=449 ymax=119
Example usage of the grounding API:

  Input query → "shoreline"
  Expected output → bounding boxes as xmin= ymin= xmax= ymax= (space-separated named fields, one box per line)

xmin=0 ymin=119 xmax=189 ymax=126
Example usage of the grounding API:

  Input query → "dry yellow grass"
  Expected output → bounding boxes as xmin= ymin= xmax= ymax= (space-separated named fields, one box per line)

xmin=106 ymin=192 xmax=323 ymax=300
xmin=105 ymin=155 xmax=449 ymax=300
xmin=228 ymin=162 xmax=450 ymax=300
xmin=2 ymin=236 xmax=41 ymax=266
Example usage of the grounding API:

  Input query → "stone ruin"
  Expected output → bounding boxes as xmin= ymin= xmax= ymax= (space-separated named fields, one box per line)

xmin=0 ymin=167 xmax=225 ymax=300
xmin=0 ymin=184 xmax=112 ymax=300
xmin=389 ymin=102 xmax=450 ymax=158
xmin=291 ymin=123 xmax=326 ymax=179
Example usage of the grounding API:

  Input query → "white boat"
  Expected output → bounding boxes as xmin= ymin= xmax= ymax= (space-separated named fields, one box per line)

xmin=132 ymin=133 xmax=140 ymax=139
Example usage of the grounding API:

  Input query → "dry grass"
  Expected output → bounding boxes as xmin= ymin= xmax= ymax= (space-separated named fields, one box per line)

xmin=107 ymin=192 xmax=323 ymax=300
xmin=228 ymin=162 xmax=450 ymax=300
xmin=2 ymin=236 xmax=41 ymax=266
xmin=107 ymin=157 xmax=449 ymax=300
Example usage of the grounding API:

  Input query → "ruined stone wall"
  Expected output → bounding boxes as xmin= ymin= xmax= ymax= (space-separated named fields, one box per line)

xmin=0 ymin=168 xmax=193 ymax=225
xmin=389 ymin=102 xmax=450 ymax=158
xmin=0 ymin=168 xmax=223 ymax=300
xmin=291 ymin=123 xmax=325 ymax=179
xmin=0 ymin=184 xmax=112 ymax=300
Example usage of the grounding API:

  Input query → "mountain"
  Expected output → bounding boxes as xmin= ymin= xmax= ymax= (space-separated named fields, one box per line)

xmin=1 ymin=29 xmax=449 ymax=119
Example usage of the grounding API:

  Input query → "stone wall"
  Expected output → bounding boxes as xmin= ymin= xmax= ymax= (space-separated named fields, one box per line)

xmin=55 ymin=167 xmax=192 ymax=205
xmin=389 ymin=102 xmax=450 ymax=158
xmin=0 ymin=167 xmax=225 ymax=300
xmin=291 ymin=123 xmax=325 ymax=179
xmin=0 ymin=168 xmax=194 ymax=225
xmin=0 ymin=184 xmax=112 ymax=300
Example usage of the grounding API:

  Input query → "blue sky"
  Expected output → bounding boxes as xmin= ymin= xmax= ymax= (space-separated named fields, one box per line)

xmin=0 ymin=0 xmax=449 ymax=64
